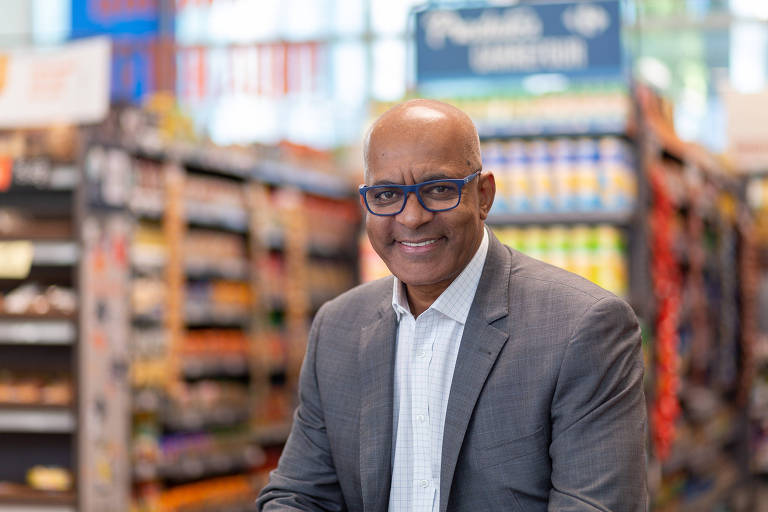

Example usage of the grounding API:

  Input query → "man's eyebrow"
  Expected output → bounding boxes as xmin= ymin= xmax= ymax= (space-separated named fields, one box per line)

xmin=370 ymin=174 xmax=454 ymax=186
xmin=420 ymin=173 xmax=452 ymax=182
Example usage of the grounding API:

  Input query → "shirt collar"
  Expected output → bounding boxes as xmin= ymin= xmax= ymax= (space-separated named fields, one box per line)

xmin=392 ymin=227 xmax=490 ymax=324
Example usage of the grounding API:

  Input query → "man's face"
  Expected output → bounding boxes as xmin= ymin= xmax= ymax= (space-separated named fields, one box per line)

xmin=364 ymin=121 xmax=493 ymax=291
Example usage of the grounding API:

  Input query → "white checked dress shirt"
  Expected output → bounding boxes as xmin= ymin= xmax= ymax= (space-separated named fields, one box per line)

xmin=388 ymin=228 xmax=490 ymax=512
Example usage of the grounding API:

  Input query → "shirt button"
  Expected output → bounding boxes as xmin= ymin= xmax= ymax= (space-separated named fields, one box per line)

xmin=419 ymin=479 xmax=429 ymax=488
xmin=416 ymin=350 xmax=426 ymax=358
xmin=416 ymin=414 xmax=426 ymax=423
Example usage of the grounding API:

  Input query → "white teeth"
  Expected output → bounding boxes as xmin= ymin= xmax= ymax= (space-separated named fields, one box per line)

xmin=401 ymin=239 xmax=437 ymax=247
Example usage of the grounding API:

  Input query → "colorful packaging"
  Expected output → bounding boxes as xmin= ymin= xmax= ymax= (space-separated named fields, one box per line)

xmin=483 ymin=142 xmax=510 ymax=214
xmin=598 ymin=137 xmax=635 ymax=211
xmin=575 ymin=138 xmax=600 ymax=211
xmin=529 ymin=140 xmax=554 ymax=212
xmin=551 ymin=138 xmax=576 ymax=212
xmin=507 ymin=141 xmax=531 ymax=213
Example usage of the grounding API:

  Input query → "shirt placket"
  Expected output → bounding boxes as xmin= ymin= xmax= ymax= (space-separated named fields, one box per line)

xmin=412 ymin=313 xmax=435 ymax=510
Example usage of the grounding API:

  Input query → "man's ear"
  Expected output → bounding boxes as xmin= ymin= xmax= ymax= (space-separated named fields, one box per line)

xmin=478 ymin=172 xmax=496 ymax=220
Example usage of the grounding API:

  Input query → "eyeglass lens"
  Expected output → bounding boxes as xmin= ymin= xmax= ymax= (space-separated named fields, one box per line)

xmin=365 ymin=181 xmax=461 ymax=214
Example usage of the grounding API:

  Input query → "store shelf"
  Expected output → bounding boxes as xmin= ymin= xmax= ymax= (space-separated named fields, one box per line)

xmin=0 ymin=483 xmax=75 ymax=512
xmin=3 ymin=163 xmax=80 ymax=192
xmin=0 ymin=406 xmax=75 ymax=433
xmin=159 ymin=452 xmax=261 ymax=485
xmin=162 ymin=407 xmax=250 ymax=432
xmin=182 ymin=359 xmax=249 ymax=380
xmin=185 ymin=208 xmax=248 ymax=234
xmin=262 ymin=233 xmax=355 ymax=261
xmin=176 ymin=145 xmax=253 ymax=180
xmin=131 ymin=258 xmax=166 ymax=276
xmin=130 ymin=195 xmax=165 ymax=219
xmin=486 ymin=209 xmax=635 ymax=226
xmin=184 ymin=301 xmax=251 ymax=326
xmin=184 ymin=262 xmax=248 ymax=281
xmin=0 ymin=313 xmax=75 ymax=321
xmin=477 ymin=121 xmax=628 ymax=140
xmin=0 ymin=504 xmax=75 ymax=512
xmin=253 ymin=422 xmax=292 ymax=446
xmin=184 ymin=310 xmax=250 ymax=328
xmin=31 ymin=243 xmax=78 ymax=267
xmin=132 ymin=313 xmax=164 ymax=327
xmin=0 ymin=320 xmax=76 ymax=345
xmin=0 ymin=192 xmax=74 ymax=217
xmin=0 ymin=242 xmax=78 ymax=268
xmin=256 ymin=161 xmax=352 ymax=199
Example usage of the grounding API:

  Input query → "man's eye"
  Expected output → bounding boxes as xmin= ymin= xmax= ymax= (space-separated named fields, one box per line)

xmin=374 ymin=189 xmax=401 ymax=202
xmin=422 ymin=183 xmax=457 ymax=197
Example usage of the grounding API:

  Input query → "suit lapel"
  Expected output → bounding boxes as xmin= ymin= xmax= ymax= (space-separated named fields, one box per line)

xmin=440 ymin=233 xmax=512 ymax=512
xmin=359 ymin=293 xmax=397 ymax=512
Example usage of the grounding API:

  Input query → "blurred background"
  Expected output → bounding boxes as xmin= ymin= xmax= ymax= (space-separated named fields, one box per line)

xmin=0 ymin=0 xmax=767 ymax=510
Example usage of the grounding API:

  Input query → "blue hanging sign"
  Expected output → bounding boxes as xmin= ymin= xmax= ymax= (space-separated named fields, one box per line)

xmin=415 ymin=0 xmax=623 ymax=84
xmin=70 ymin=0 xmax=160 ymax=38
xmin=70 ymin=0 xmax=164 ymax=103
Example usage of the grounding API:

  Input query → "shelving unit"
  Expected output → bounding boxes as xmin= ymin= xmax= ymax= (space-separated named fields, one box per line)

xmin=635 ymin=84 xmax=752 ymax=511
xmin=90 ymin=106 xmax=361 ymax=512
xmin=0 ymin=115 xmax=358 ymax=512
xmin=746 ymin=171 xmax=768 ymax=500
xmin=0 ymin=127 xmax=86 ymax=512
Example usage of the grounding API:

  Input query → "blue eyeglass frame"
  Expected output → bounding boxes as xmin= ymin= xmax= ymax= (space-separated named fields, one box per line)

xmin=359 ymin=170 xmax=482 ymax=216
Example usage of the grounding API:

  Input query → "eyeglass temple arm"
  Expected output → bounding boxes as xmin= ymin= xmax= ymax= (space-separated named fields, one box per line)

xmin=463 ymin=169 xmax=482 ymax=184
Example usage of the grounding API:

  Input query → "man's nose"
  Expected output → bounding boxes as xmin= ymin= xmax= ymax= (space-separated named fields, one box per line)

xmin=395 ymin=191 xmax=433 ymax=228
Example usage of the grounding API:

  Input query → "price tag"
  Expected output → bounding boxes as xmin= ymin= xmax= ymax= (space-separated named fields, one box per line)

xmin=0 ymin=240 xmax=33 ymax=278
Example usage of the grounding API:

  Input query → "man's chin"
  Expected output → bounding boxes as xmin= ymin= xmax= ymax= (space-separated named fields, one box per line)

xmin=391 ymin=270 xmax=445 ymax=288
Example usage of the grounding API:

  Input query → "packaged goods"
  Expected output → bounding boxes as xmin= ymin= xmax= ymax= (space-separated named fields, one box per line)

xmin=507 ymin=141 xmax=531 ymax=213
xmin=529 ymin=140 xmax=554 ymax=212
xmin=491 ymin=224 xmax=628 ymax=296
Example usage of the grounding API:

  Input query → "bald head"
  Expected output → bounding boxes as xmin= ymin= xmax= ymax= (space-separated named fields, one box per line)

xmin=363 ymin=99 xmax=482 ymax=180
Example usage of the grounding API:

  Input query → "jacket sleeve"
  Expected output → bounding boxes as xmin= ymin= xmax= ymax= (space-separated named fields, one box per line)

xmin=256 ymin=305 xmax=347 ymax=511
xmin=548 ymin=296 xmax=648 ymax=512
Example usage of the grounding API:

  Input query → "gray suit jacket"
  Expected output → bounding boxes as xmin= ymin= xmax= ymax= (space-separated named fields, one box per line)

xmin=257 ymin=232 xmax=647 ymax=511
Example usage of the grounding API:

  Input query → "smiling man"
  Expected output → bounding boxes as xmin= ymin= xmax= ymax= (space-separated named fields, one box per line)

xmin=257 ymin=99 xmax=647 ymax=511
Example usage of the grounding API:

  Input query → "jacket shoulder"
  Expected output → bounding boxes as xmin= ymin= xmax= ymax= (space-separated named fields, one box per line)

xmin=316 ymin=275 xmax=394 ymax=323
xmin=507 ymin=246 xmax=618 ymax=304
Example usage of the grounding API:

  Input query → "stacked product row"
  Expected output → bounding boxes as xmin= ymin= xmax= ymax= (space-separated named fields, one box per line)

xmin=492 ymin=224 xmax=627 ymax=297
xmin=483 ymin=136 xmax=635 ymax=216
xmin=403 ymin=83 xmax=630 ymax=137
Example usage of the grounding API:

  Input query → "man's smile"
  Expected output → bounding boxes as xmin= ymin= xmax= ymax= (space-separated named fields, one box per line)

xmin=398 ymin=238 xmax=440 ymax=248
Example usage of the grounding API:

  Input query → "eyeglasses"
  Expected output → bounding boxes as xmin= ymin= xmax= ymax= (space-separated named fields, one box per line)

xmin=359 ymin=170 xmax=481 ymax=216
